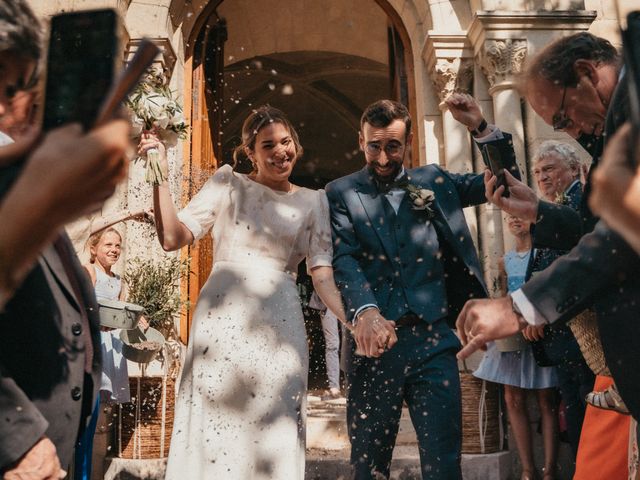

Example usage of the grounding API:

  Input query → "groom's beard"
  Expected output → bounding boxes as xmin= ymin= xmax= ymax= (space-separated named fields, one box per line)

xmin=367 ymin=161 xmax=403 ymax=183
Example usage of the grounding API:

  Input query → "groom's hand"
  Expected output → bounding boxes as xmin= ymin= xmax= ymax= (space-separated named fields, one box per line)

xmin=355 ymin=309 xmax=397 ymax=357
xmin=445 ymin=93 xmax=484 ymax=131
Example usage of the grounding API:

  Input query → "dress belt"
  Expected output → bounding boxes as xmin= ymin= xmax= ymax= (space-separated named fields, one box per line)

xmin=394 ymin=312 xmax=423 ymax=328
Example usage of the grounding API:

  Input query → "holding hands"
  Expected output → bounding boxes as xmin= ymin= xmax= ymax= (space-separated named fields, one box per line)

xmin=353 ymin=308 xmax=398 ymax=358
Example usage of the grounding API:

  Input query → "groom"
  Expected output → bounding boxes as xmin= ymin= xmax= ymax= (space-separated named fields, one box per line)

xmin=326 ymin=99 xmax=494 ymax=479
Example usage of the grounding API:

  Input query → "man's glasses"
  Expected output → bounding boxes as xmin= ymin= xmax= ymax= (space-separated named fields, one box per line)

xmin=364 ymin=142 xmax=404 ymax=157
xmin=552 ymin=85 xmax=573 ymax=131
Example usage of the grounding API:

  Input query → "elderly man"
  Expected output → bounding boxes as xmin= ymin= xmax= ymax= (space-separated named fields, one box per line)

xmin=526 ymin=141 xmax=596 ymax=455
xmin=456 ymin=32 xmax=640 ymax=423
xmin=0 ymin=2 xmax=131 ymax=479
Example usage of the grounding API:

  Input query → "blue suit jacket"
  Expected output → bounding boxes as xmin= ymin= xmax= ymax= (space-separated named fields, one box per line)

xmin=326 ymin=164 xmax=488 ymax=329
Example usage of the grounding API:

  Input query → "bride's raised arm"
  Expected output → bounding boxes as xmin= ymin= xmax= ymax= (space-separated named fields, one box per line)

xmin=139 ymin=132 xmax=194 ymax=251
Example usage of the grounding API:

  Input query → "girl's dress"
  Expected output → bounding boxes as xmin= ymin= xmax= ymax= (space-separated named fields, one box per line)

xmin=94 ymin=268 xmax=129 ymax=402
xmin=473 ymin=250 xmax=559 ymax=389
xmin=164 ymin=165 xmax=332 ymax=479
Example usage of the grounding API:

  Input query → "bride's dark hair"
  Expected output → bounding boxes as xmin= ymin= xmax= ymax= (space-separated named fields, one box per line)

xmin=233 ymin=105 xmax=303 ymax=173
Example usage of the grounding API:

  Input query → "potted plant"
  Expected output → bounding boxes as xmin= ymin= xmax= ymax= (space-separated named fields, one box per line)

xmin=114 ymin=256 xmax=189 ymax=460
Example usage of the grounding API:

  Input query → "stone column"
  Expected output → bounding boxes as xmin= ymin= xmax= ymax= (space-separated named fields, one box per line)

xmin=424 ymin=35 xmax=479 ymax=247
xmin=478 ymin=38 xmax=528 ymax=256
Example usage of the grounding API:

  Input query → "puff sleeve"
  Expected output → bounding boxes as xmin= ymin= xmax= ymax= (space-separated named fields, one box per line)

xmin=306 ymin=189 xmax=333 ymax=273
xmin=177 ymin=164 xmax=233 ymax=242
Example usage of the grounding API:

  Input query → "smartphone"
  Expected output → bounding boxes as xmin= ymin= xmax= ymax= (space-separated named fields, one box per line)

xmin=42 ymin=9 xmax=119 ymax=132
xmin=481 ymin=140 xmax=521 ymax=197
xmin=622 ymin=10 xmax=640 ymax=166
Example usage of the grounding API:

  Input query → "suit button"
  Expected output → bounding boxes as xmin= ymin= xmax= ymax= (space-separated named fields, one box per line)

xmin=71 ymin=387 xmax=82 ymax=401
xmin=71 ymin=323 xmax=83 ymax=336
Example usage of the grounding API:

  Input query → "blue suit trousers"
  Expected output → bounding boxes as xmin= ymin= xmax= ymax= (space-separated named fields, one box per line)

xmin=346 ymin=319 xmax=462 ymax=480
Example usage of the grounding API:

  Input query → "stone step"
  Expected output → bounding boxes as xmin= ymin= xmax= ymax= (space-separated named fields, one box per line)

xmin=104 ymin=449 xmax=513 ymax=480
xmin=306 ymin=447 xmax=513 ymax=480
xmin=307 ymin=396 xmax=418 ymax=450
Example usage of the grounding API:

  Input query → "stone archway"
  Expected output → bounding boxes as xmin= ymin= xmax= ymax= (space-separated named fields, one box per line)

xmin=177 ymin=0 xmax=430 ymax=341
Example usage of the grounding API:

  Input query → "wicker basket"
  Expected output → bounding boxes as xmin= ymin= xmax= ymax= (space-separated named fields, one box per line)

xmin=117 ymin=376 xmax=175 ymax=459
xmin=460 ymin=372 xmax=501 ymax=454
xmin=567 ymin=309 xmax=611 ymax=377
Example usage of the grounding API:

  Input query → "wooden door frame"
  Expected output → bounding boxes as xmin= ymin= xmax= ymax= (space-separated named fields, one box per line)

xmin=179 ymin=6 xmax=226 ymax=344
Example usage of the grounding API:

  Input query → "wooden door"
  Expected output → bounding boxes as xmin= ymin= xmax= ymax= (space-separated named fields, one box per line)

xmin=179 ymin=15 xmax=227 ymax=344
xmin=387 ymin=21 xmax=418 ymax=167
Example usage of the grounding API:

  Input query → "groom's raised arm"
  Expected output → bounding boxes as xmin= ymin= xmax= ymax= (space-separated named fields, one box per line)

xmin=445 ymin=168 xmax=486 ymax=208
xmin=325 ymin=183 xmax=377 ymax=323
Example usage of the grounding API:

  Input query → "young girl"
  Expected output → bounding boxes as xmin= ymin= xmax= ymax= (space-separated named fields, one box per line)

xmin=474 ymin=215 xmax=560 ymax=480
xmin=85 ymin=227 xmax=131 ymax=402
xmin=74 ymin=227 xmax=131 ymax=480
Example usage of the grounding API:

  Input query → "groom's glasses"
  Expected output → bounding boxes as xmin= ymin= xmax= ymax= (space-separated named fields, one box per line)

xmin=365 ymin=141 xmax=405 ymax=158
xmin=552 ymin=85 xmax=573 ymax=131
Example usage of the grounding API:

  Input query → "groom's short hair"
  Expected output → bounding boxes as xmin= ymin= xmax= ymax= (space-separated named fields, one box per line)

xmin=361 ymin=100 xmax=411 ymax=140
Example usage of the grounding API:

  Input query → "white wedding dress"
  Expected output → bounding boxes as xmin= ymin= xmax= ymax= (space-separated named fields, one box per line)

xmin=164 ymin=164 xmax=332 ymax=479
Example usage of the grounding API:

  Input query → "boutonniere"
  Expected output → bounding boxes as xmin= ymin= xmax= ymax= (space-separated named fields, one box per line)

xmin=404 ymin=183 xmax=435 ymax=218
xmin=554 ymin=191 xmax=568 ymax=205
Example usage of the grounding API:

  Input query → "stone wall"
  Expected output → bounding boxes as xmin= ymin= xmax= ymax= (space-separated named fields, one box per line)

xmin=27 ymin=0 xmax=639 ymax=319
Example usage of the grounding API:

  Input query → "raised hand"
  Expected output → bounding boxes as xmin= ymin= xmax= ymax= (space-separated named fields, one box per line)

xmin=354 ymin=308 xmax=398 ymax=358
xmin=137 ymin=131 xmax=168 ymax=185
xmin=485 ymin=169 xmax=539 ymax=223
xmin=445 ymin=93 xmax=485 ymax=131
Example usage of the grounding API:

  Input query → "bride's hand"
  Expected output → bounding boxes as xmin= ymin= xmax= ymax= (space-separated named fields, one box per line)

xmin=137 ymin=131 xmax=168 ymax=171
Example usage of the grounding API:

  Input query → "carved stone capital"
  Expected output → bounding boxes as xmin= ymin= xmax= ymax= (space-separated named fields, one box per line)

xmin=430 ymin=58 xmax=474 ymax=104
xmin=478 ymin=39 xmax=527 ymax=90
xmin=125 ymin=37 xmax=177 ymax=82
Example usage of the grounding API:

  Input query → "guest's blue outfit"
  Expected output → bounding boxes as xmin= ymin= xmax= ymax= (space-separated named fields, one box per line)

xmin=473 ymin=250 xmax=559 ymax=389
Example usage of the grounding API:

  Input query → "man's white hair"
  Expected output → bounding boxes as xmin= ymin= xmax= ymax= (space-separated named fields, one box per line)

xmin=532 ymin=140 xmax=581 ymax=171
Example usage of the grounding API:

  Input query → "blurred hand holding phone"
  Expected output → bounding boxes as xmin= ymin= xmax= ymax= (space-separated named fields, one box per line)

xmin=620 ymin=9 xmax=640 ymax=166
xmin=42 ymin=9 xmax=159 ymax=132
xmin=481 ymin=138 xmax=521 ymax=197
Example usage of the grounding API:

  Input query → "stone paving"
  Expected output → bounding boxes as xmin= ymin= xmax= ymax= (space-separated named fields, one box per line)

xmin=104 ymin=393 xmax=575 ymax=479
xmin=305 ymin=394 xmax=514 ymax=480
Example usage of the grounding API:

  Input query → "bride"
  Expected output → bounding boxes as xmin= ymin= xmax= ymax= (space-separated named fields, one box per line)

xmin=140 ymin=106 xmax=347 ymax=479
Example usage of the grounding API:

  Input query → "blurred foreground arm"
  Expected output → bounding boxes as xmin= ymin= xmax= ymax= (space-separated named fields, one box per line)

xmin=0 ymin=120 xmax=130 ymax=308
xmin=590 ymin=123 xmax=640 ymax=254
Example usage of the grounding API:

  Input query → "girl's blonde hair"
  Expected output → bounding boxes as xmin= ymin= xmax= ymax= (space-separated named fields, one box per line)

xmin=87 ymin=227 xmax=121 ymax=264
